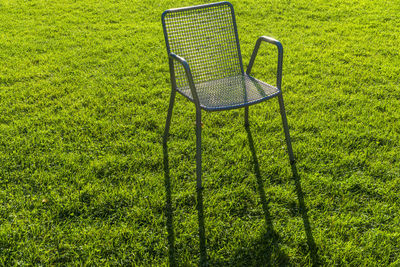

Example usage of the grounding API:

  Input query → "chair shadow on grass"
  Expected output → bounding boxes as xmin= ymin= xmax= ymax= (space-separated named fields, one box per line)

xmin=245 ymin=125 xmax=320 ymax=266
xmin=164 ymin=140 xmax=207 ymax=266
xmin=163 ymin=125 xmax=320 ymax=266
xmin=163 ymin=141 xmax=177 ymax=266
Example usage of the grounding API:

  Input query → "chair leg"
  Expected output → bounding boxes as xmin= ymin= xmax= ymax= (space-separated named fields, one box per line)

xmin=163 ymin=89 xmax=177 ymax=145
xmin=244 ymin=106 xmax=249 ymax=127
xmin=277 ymin=94 xmax=295 ymax=164
xmin=195 ymin=109 xmax=207 ymax=266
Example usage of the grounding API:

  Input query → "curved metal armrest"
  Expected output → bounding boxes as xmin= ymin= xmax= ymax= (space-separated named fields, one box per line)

xmin=168 ymin=53 xmax=200 ymax=107
xmin=246 ymin=36 xmax=283 ymax=89
xmin=169 ymin=53 xmax=190 ymax=70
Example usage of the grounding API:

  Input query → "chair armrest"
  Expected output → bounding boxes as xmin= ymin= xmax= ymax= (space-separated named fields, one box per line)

xmin=168 ymin=53 xmax=201 ymax=107
xmin=246 ymin=36 xmax=283 ymax=89
xmin=169 ymin=53 xmax=190 ymax=70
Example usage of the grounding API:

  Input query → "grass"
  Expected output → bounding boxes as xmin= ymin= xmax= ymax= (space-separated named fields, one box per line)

xmin=1 ymin=0 xmax=400 ymax=265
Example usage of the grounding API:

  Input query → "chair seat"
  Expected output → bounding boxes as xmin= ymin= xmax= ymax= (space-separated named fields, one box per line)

xmin=176 ymin=74 xmax=280 ymax=111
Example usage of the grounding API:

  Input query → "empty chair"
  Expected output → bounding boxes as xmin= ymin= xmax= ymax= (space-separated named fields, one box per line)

xmin=162 ymin=1 xmax=294 ymax=264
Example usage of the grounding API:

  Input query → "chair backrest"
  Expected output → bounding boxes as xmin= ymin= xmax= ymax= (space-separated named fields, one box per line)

xmin=162 ymin=2 xmax=244 ymax=89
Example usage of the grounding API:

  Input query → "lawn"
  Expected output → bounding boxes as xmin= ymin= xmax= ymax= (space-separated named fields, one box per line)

xmin=1 ymin=0 xmax=400 ymax=265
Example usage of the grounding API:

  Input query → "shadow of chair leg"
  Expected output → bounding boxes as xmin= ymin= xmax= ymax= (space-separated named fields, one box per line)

xmin=163 ymin=142 xmax=177 ymax=267
xmin=245 ymin=125 xmax=282 ymax=265
xmin=245 ymin=126 xmax=274 ymax=232
xmin=197 ymin=186 xmax=207 ymax=267
xmin=291 ymin=163 xmax=320 ymax=266
xmin=246 ymin=125 xmax=319 ymax=265
xmin=164 ymin=141 xmax=207 ymax=266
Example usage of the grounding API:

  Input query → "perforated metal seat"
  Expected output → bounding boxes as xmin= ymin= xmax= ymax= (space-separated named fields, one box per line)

xmin=177 ymin=74 xmax=280 ymax=111
xmin=162 ymin=2 xmax=295 ymax=265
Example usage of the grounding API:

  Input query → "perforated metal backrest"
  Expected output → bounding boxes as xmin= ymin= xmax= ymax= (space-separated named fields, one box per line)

xmin=162 ymin=2 xmax=244 ymax=89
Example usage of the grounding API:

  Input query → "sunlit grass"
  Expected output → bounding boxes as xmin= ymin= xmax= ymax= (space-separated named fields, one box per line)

xmin=0 ymin=0 xmax=400 ymax=265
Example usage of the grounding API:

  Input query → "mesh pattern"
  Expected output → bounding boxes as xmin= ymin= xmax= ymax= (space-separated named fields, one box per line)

xmin=163 ymin=3 xmax=242 ymax=87
xmin=177 ymin=74 xmax=280 ymax=111
xmin=163 ymin=2 xmax=279 ymax=111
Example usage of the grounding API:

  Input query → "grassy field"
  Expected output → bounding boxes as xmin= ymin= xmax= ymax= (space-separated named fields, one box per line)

xmin=1 ymin=0 xmax=400 ymax=265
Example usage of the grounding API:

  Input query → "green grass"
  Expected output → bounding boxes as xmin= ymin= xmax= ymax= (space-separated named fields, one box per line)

xmin=1 ymin=0 xmax=400 ymax=265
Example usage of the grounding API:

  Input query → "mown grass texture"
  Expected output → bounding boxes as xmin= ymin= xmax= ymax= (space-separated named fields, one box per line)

xmin=1 ymin=0 xmax=400 ymax=265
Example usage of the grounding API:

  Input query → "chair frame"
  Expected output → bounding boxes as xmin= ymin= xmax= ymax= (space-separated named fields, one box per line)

xmin=162 ymin=1 xmax=294 ymax=264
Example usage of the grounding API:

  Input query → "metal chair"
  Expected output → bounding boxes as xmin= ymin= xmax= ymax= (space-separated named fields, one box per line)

xmin=162 ymin=1 xmax=294 ymax=263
